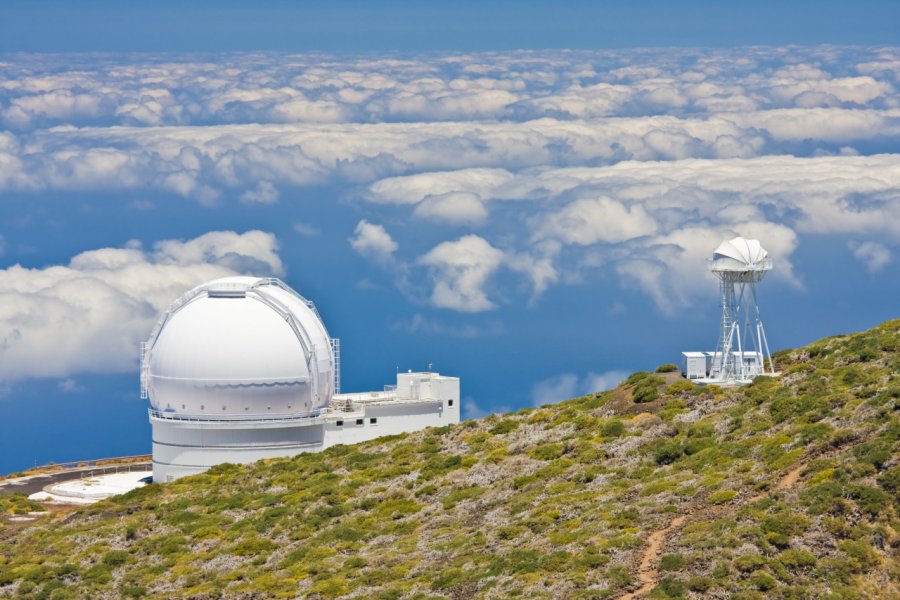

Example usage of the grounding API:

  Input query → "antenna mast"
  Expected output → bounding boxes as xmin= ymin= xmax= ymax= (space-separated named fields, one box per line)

xmin=708 ymin=237 xmax=775 ymax=384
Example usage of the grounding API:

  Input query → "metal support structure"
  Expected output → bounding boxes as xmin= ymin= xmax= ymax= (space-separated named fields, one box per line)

xmin=709 ymin=267 xmax=772 ymax=384
xmin=330 ymin=338 xmax=341 ymax=394
xmin=140 ymin=342 xmax=149 ymax=399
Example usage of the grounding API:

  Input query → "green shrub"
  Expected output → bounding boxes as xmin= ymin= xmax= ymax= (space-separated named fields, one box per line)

xmin=600 ymin=419 xmax=625 ymax=438
xmin=749 ymin=569 xmax=777 ymax=591
xmin=878 ymin=465 xmax=900 ymax=493
xmin=762 ymin=513 xmax=809 ymax=547
xmin=656 ymin=364 xmax=679 ymax=373
xmin=665 ymin=380 xmax=695 ymax=395
xmin=103 ymin=549 xmax=129 ymax=567
xmin=489 ymin=419 xmax=519 ymax=435
xmin=802 ymin=482 xmax=850 ymax=515
xmin=659 ymin=553 xmax=685 ymax=571
xmin=848 ymin=485 xmax=889 ymax=516
xmin=837 ymin=540 xmax=878 ymax=572
xmin=231 ymin=537 xmax=276 ymax=556
xmin=529 ymin=442 xmax=566 ymax=461
xmin=655 ymin=442 xmax=683 ymax=465
xmin=119 ymin=584 xmax=147 ymax=598
xmin=709 ymin=490 xmax=737 ymax=504
xmin=853 ymin=441 xmax=891 ymax=469
xmin=430 ymin=567 xmax=466 ymax=590
xmin=734 ymin=554 xmax=765 ymax=573
xmin=373 ymin=498 xmax=422 ymax=519
xmin=506 ymin=549 xmax=542 ymax=574
xmin=540 ymin=551 xmax=571 ymax=573
xmin=779 ymin=549 xmax=816 ymax=569
xmin=686 ymin=576 xmax=713 ymax=592
xmin=633 ymin=384 xmax=661 ymax=404
xmin=626 ymin=371 xmax=652 ymax=385
xmin=442 ymin=486 xmax=486 ymax=509
xmin=83 ymin=564 xmax=112 ymax=584
xmin=656 ymin=576 xmax=686 ymax=597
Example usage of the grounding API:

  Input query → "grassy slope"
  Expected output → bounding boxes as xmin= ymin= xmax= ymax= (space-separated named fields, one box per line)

xmin=0 ymin=321 xmax=897 ymax=600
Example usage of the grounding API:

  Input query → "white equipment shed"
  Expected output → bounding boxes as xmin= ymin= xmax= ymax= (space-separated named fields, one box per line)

xmin=681 ymin=352 xmax=709 ymax=379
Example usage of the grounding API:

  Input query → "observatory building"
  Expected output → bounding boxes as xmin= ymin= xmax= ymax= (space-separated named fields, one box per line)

xmin=141 ymin=277 xmax=459 ymax=482
xmin=681 ymin=236 xmax=777 ymax=385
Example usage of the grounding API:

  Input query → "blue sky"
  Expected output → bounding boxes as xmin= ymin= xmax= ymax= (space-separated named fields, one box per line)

xmin=3 ymin=1 xmax=900 ymax=52
xmin=0 ymin=3 xmax=899 ymax=473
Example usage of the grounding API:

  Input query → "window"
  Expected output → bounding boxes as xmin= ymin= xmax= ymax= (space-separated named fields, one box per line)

xmin=370 ymin=417 xmax=377 ymax=424
xmin=356 ymin=418 xmax=364 ymax=425
xmin=336 ymin=420 xmax=344 ymax=426
xmin=448 ymin=399 xmax=454 ymax=407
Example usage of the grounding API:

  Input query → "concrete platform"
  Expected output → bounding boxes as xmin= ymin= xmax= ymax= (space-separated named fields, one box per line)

xmin=29 ymin=470 xmax=152 ymax=505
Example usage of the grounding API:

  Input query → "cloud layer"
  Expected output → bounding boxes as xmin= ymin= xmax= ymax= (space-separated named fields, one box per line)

xmin=0 ymin=231 xmax=283 ymax=380
xmin=1 ymin=46 xmax=898 ymax=355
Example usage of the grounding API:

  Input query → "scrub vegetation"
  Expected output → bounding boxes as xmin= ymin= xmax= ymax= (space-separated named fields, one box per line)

xmin=0 ymin=320 xmax=897 ymax=599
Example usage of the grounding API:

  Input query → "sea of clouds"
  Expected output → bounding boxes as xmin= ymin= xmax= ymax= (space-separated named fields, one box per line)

xmin=0 ymin=46 xmax=898 ymax=380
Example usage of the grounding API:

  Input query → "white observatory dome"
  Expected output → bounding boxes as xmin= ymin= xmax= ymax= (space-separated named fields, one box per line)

xmin=142 ymin=277 xmax=334 ymax=417
xmin=711 ymin=237 xmax=772 ymax=273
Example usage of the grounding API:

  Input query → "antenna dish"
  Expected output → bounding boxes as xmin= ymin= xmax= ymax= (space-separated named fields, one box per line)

xmin=710 ymin=237 xmax=773 ymax=277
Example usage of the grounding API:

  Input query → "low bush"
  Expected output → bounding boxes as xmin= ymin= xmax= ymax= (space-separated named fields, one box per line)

xmin=103 ymin=550 xmax=129 ymax=567
xmin=709 ymin=490 xmax=737 ymax=504
xmin=655 ymin=442 xmax=683 ymax=465
xmin=749 ymin=569 xmax=777 ymax=591
xmin=442 ymin=486 xmax=486 ymax=509
xmin=601 ymin=419 xmax=625 ymax=438
xmin=655 ymin=364 xmax=679 ymax=373
xmin=665 ymin=380 xmax=695 ymax=395
xmin=489 ymin=419 xmax=519 ymax=435
xmin=659 ymin=553 xmax=685 ymax=571
xmin=687 ymin=576 xmax=713 ymax=592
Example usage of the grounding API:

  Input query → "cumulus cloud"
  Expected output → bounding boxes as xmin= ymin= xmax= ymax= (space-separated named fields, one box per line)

xmin=419 ymin=235 xmax=505 ymax=312
xmin=530 ymin=369 xmax=628 ymax=407
xmin=849 ymin=240 xmax=893 ymax=272
xmin=413 ymin=192 xmax=488 ymax=225
xmin=367 ymin=153 xmax=894 ymax=311
xmin=0 ymin=230 xmax=283 ymax=380
xmin=367 ymin=168 xmax=514 ymax=205
xmin=462 ymin=396 xmax=511 ymax=420
xmin=533 ymin=197 xmax=658 ymax=245
xmin=531 ymin=373 xmax=580 ymax=407
xmin=349 ymin=220 xmax=398 ymax=260
xmin=240 ymin=180 xmax=279 ymax=204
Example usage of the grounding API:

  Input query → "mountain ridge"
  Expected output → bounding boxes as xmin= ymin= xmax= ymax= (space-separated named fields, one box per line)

xmin=1 ymin=320 xmax=897 ymax=599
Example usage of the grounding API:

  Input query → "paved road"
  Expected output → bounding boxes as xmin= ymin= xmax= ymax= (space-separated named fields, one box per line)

xmin=0 ymin=463 xmax=152 ymax=496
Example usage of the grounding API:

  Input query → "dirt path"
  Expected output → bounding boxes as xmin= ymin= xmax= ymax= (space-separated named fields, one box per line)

xmin=616 ymin=515 xmax=687 ymax=600
xmin=616 ymin=462 xmax=808 ymax=599
xmin=748 ymin=461 xmax=806 ymax=503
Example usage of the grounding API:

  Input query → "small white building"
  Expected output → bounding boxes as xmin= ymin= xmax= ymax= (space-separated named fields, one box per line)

xmin=142 ymin=277 xmax=459 ymax=482
xmin=681 ymin=352 xmax=708 ymax=380
xmin=682 ymin=351 xmax=763 ymax=380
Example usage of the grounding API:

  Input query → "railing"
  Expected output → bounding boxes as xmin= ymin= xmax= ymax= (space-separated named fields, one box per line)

xmin=1 ymin=454 xmax=152 ymax=479
xmin=148 ymin=408 xmax=325 ymax=423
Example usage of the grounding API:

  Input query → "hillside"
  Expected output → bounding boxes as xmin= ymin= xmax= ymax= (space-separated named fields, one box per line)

xmin=0 ymin=321 xmax=897 ymax=599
